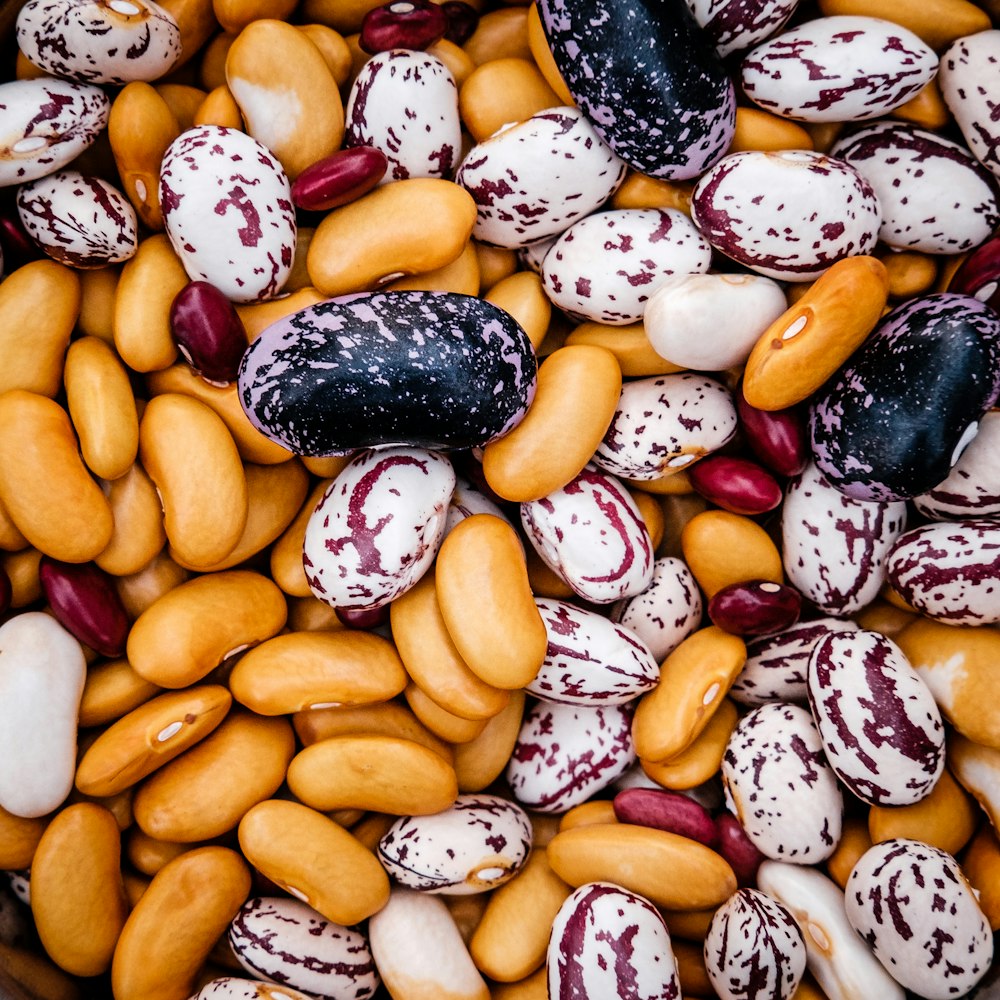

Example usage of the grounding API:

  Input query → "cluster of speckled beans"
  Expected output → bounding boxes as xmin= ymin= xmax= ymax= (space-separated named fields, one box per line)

xmin=0 ymin=0 xmax=999 ymax=998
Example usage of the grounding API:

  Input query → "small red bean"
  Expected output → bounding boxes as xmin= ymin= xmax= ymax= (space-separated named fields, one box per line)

xmin=441 ymin=0 xmax=479 ymax=44
xmin=360 ymin=0 xmax=447 ymax=54
xmin=38 ymin=557 xmax=130 ymax=657
xmin=169 ymin=280 xmax=249 ymax=385
xmin=708 ymin=579 xmax=801 ymax=637
xmin=688 ymin=455 xmax=782 ymax=515
xmin=715 ymin=811 xmax=764 ymax=886
xmin=613 ymin=787 xmax=718 ymax=847
xmin=948 ymin=231 xmax=1000 ymax=313
xmin=291 ymin=147 xmax=389 ymax=213
xmin=736 ymin=389 xmax=808 ymax=478
xmin=335 ymin=604 xmax=391 ymax=629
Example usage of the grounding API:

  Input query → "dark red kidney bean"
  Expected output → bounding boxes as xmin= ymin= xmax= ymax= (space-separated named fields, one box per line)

xmin=291 ymin=146 xmax=389 ymax=213
xmin=335 ymin=604 xmax=390 ymax=629
xmin=169 ymin=281 xmax=249 ymax=385
xmin=688 ymin=455 xmax=782 ymax=515
xmin=736 ymin=389 xmax=808 ymax=478
xmin=39 ymin=558 xmax=130 ymax=657
xmin=715 ymin=811 xmax=764 ymax=886
xmin=947 ymin=231 xmax=1000 ymax=313
xmin=441 ymin=0 xmax=479 ymax=44
xmin=613 ymin=788 xmax=718 ymax=847
xmin=360 ymin=0 xmax=447 ymax=53
xmin=708 ymin=580 xmax=802 ymax=637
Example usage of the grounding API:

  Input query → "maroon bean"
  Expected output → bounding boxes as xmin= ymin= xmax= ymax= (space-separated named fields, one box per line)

xmin=335 ymin=604 xmax=391 ymax=629
xmin=169 ymin=280 xmax=249 ymax=385
xmin=948 ymin=231 xmax=1000 ymax=313
xmin=708 ymin=580 xmax=801 ymax=637
xmin=441 ymin=0 xmax=479 ymax=44
xmin=0 ymin=565 xmax=10 ymax=618
xmin=38 ymin=557 xmax=129 ymax=657
xmin=688 ymin=455 xmax=782 ymax=515
xmin=715 ymin=810 xmax=764 ymax=886
xmin=360 ymin=0 xmax=447 ymax=54
xmin=291 ymin=146 xmax=389 ymax=213
xmin=612 ymin=787 xmax=718 ymax=847
xmin=736 ymin=389 xmax=808 ymax=478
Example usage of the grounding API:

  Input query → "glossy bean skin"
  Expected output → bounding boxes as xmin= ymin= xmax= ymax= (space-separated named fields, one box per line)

xmin=290 ymin=146 xmax=388 ymax=212
xmin=612 ymin=788 xmax=717 ymax=846
xmin=688 ymin=455 xmax=782 ymax=515
xmin=360 ymin=0 xmax=446 ymax=52
xmin=169 ymin=280 xmax=248 ymax=385
xmin=735 ymin=392 xmax=809 ymax=477
xmin=708 ymin=580 xmax=802 ymax=637
xmin=38 ymin=557 xmax=129 ymax=657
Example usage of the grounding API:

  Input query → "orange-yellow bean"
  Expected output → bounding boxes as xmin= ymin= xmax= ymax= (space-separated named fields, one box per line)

xmin=79 ymin=659 xmax=161 ymax=729
xmin=0 ymin=805 xmax=47 ymax=870
xmin=192 ymin=84 xmax=243 ymax=128
xmin=382 ymin=240 xmax=482 ymax=296
xmin=95 ymin=463 xmax=167 ymax=577
xmin=453 ymin=690 xmax=526 ymax=793
xmin=212 ymin=0 xmax=296 ymax=34
xmin=154 ymin=84 xmax=207 ymax=131
xmin=406 ymin=682 xmax=489 ymax=743
xmin=459 ymin=58 xmax=560 ymax=142
xmin=680 ymin=509 xmax=783 ymax=597
xmin=492 ymin=967 xmax=548 ymax=1000
xmin=77 ymin=266 xmax=119 ymax=344
xmin=893 ymin=77 xmax=951 ymax=129
xmin=427 ymin=37 xmax=476 ymax=88
xmin=475 ymin=241 xmax=518 ymax=290
xmin=564 ymin=321 xmax=687 ymax=377
xmin=463 ymin=7 xmax=531 ymax=64
xmin=962 ymin=824 xmax=1000 ymax=931
xmin=114 ymin=550 xmax=189 ymax=620
xmin=816 ymin=0 xmax=990 ymax=50
xmin=484 ymin=271 xmax=551 ymax=350
xmin=826 ymin=814 xmax=874 ymax=890
xmin=297 ymin=23 xmax=352 ymax=86
xmin=557 ymin=800 xmax=618 ymax=832
xmin=158 ymin=0 xmax=217 ymax=69
xmin=125 ymin=827 xmax=194 ymax=876
xmin=525 ymin=1 xmax=572 ymax=104
xmin=298 ymin=0 xmax=380 ymax=33
xmin=2 ymin=547 xmax=43 ymax=608
xmin=728 ymin=107 xmax=814 ymax=153
xmin=269 ymin=478 xmax=330 ymax=597
xmin=611 ymin=172 xmax=693 ymax=214
xmin=641 ymin=698 xmax=739 ymax=790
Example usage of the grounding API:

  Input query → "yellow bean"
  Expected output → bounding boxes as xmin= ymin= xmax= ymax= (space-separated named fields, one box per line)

xmin=825 ymin=814 xmax=874 ymax=890
xmin=459 ymin=58 xmax=560 ymax=142
xmin=564 ymin=321 xmax=687 ymax=377
xmin=406 ymin=682 xmax=489 ymax=743
xmin=640 ymin=698 xmax=739 ymax=790
xmin=77 ymin=266 xmax=119 ymax=344
xmin=192 ymin=84 xmax=244 ymax=128
xmin=78 ymin=659 xmax=161 ymax=729
xmin=962 ymin=825 xmax=1000 ymax=931
xmin=680 ymin=509 xmax=783 ymax=597
xmin=297 ymin=23 xmax=352 ymax=86
xmin=95 ymin=462 xmax=168 ymax=577
xmin=728 ymin=107 xmax=814 ymax=153
xmin=158 ymin=0 xmax=217 ymax=69
xmin=114 ymin=550 xmax=189 ymax=620
xmin=557 ymin=800 xmax=618 ymax=832
xmin=816 ymin=0 xmax=990 ymax=50
xmin=212 ymin=0 xmax=296 ymax=34
xmin=463 ymin=7 xmax=531 ymax=65
xmin=525 ymin=1 xmax=572 ymax=104
xmin=270 ymin=478 xmax=330 ymax=597
xmin=453 ymin=690 xmax=526 ymax=793
xmin=484 ymin=271 xmax=551 ymax=350
xmin=611 ymin=172 xmax=693 ymax=214
xmin=0 ymin=805 xmax=47 ymax=870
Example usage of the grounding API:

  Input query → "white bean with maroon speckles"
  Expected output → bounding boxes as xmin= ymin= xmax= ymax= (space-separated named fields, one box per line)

xmin=741 ymin=16 xmax=938 ymax=123
xmin=731 ymin=617 xmax=860 ymax=707
xmin=845 ymin=839 xmax=994 ymax=1000
xmin=0 ymin=79 xmax=110 ymax=188
xmin=189 ymin=979 xmax=313 ymax=999
xmin=443 ymin=475 xmax=510 ymax=537
xmin=610 ymin=555 xmax=702 ymax=663
xmin=506 ymin=701 xmax=636 ymax=814
xmin=521 ymin=466 xmax=654 ymax=604
xmin=807 ymin=630 xmax=945 ymax=806
xmin=541 ymin=208 xmax=712 ymax=325
xmin=528 ymin=598 xmax=659 ymax=706
xmin=303 ymin=447 xmax=455 ymax=612
xmin=345 ymin=50 xmax=460 ymax=183
xmin=938 ymin=30 xmax=1000 ymax=181
xmin=592 ymin=373 xmax=738 ymax=481
xmin=886 ymin=518 xmax=1000 ymax=625
xmin=456 ymin=107 xmax=626 ymax=250
xmin=228 ymin=896 xmax=379 ymax=1000
xmin=17 ymin=170 xmax=137 ymax=267
xmin=547 ymin=882 xmax=680 ymax=1000
xmin=690 ymin=150 xmax=881 ymax=282
xmin=377 ymin=794 xmax=532 ymax=895
xmin=722 ymin=702 xmax=842 ymax=863
xmin=831 ymin=122 xmax=1000 ymax=254
xmin=704 ymin=888 xmax=806 ymax=1000
xmin=781 ymin=462 xmax=907 ymax=618
xmin=686 ymin=0 xmax=800 ymax=59
xmin=159 ymin=125 xmax=296 ymax=303
xmin=16 ymin=0 xmax=181 ymax=85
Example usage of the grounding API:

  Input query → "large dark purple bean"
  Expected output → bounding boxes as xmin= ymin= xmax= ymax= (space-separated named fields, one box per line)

xmin=948 ymin=231 xmax=1000 ymax=314
xmin=708 ymin=580 xmax=801 ymax=637
xmin=169 ymin=281 xmax=249 ymax=385
xmin=38 ymin=558 xmax=129 ymax=657
xmin=688 ymin=455 xmax=782 ymax=515
xmin=612 ymin=787 xmax=718 ymax=847
xmin=291 ymin=146 xmax=388 ymax=213
xmin=715 ymin=811 xmax=764 ymax=886
xmin=360 ymin=0 xmax=447 ymax=53
xmin=736 ymin=390 xmax=808 ymax=477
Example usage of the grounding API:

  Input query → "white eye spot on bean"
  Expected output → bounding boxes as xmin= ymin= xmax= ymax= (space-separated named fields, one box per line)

xmin=157 ymin=721 xmax=183 ymax=742
xmin=807 ymin=921 xmax=831 ymax=952
xmin=308 ymin=702 xmax=342 ymax=710
xmin=781 ymin=315 xmax=809 ymax=341
xmin=389 ymin=0 xmax=416 ymax=10
xmin=12 ymin=137 xmax=48 ymax=154
xmin=702 ymin=682 xmax=720 ymax=705
xmin=667 ymin=454 xmax=695 ymax=468
xmin=951 ymin=421 xmax=979 ymax=466
xmin=284 ymin=885 xmax=309 ymax=903
xmin=108 ymin=0 xmax=141 ymax=14
xmin=975 ymin=281 xmax=997 ymax=303
xmin=223 ymin=644 xmax=250 ymax=660
xmin=376 ymin=272 xmax=406 ymax=285
xmin=133 ymin=178 xmax=146 ymax=202
xmin=759 ymin=582 xmax=782 ymax=593
xmin=474 ymin=866 xmax=507 ymax=881
xmin=777 ymin=150 xmax=815 ymax=164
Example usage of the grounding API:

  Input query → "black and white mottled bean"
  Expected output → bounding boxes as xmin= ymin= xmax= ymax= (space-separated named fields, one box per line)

xmin=721 ymin=702 xmax=842 ymax=863
xmin=548 ymin=882 xmax=681 ymax=1000
xmin=506 ymin=701 xmax=636 ymax=814
xmin=345 ymin=49 xmax=461 ymax=183
xmin=831 ymin=122 xmax=1000 ymax=254
xmin=0 ymin=78 xmax=109 ymax=188
xmin=377 ymin=794 xmax=532 ymax=894
xmin=302 ymin=447 xmax=455 ymax=611
xmin=593 ymin=373 xmax=737 ymax=480
xmin=690 ymin=150 xmax=881 ymax=281
xmin=731 ymin=617 xmax=861 ymax=706
xmin=808 ymin=630 xmax=945 ymax=806
xmin=845 ymin=839 xmax=993 ymax=1000
xmin=537 ymin=0 xmax=735 ymax=180
xmin=160 ymin=125 xmax=296 ymax=303
xmin=781 ymin=462 xmax=907 ymax=617
xmin=686 ymin=0 xmax=800 ymax=58
xmin=17 ymin=169 xmax=137 ymax=267
xmin=886 ymin=518 xmax=1000 ymax=625
xmin=238 ymin=291 xmax=536 ymax=456
xmin=228 ymin=896 xmax=379 ymax=1000
xmin=541 ymin=209 xmax=712 ymax=325
xmin=610 ymin=555 xmax=703 ymax=663
xmin=741 ymin=16 xmax=937 ymax=122
xmin=810 ymin=294 xmax=1000 ymax=501
xmin=520 ymin=466 xmax=654 ymax=604
xmin=16 ymin=0 xmax=181 ymax=85
xmin=703 ymin=888 xmax=806 ymax=1000
xmin=455 ymin=107 xmax=626 ymax=250
xmin=528 ymin=598 xmax=659 ymax=706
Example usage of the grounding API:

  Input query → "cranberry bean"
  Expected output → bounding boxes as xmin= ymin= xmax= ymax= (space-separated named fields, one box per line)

xmin=735 ymin=391 xmax=808 ymax=477
xmin=708 ymin=580 xmax=801 ymax=637
xmin=360 ymin=0 xmax=448 ymax=54
xmin=948 ymin=230 xmax=1000 ymax=313
xmin=169 ymin=281 xmax=249 ymax=386
xmin=714 ymin=811 xmax=765 ymax=886
xmin=612 ymin=788 xmax=718 ymax=847
xmin=291 ymin=147 xmax=388 ymax=213
xmin=38 ymin=557 xmax=129 ymax=658
xmin=688 ymin=455 xmax=782 ymax=515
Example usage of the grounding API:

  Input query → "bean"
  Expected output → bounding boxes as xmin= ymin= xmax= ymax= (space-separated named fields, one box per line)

xmin=168 ymin=280 xmax=248 ymax=385
xmin=360 ymin=0 xmax=446 ymax=53
xmin=688 ymin=455 xmax=782 ymax=515
xmin=612 ymin=788 xmax=718 ymax=846
xmin=290 ymin=146 xmax=388 ymax=212
xmin=38 ymin=557 xmax=129 ymax=657
xmin=708 ymin=579 xmax=802 ymax=636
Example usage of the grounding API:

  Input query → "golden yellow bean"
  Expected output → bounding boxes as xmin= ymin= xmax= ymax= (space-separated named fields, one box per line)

xmin=557 ymin=800 xmax=618 ymax=832
xmin=158 ymin=0 xmax=217 ymax=69
xmin=525 ymin=1 xmax=572 ymax=104
xmin=453 ymin=690 xmax=525 ymax=793
xmin=114 ymin=550 xmax=189 ymax=620
xmin=78 ymin=659 xmax=161 ymax=729
xmin=475 ymin=240 xmax=518 ymax=289
xmin=298 ymin=23 xmax=352 ymax=86
xmin=77 ymin=266 xmax=119 ymax=344
xmin=962 ymin=824 xmax=1000 ymax=931
xmin=611 ymin=172 xmax=693 ymax=214
xmin=459 ymin=58 xmax=560 ymax=142
xmin=269 ymin=478 xmax=330 ymax=597
xmin=640 ymin=698 xmax=739 ymax=790
xmin=563 ymin=321 xmax=687 ymax=377
xmin=3 ymin=547 xmax=43 ymax=608
xmin=95 ymin=463 xmax=167 ymax=577
xmin=212 ymin=0 xmax=296 ymax=34
xmin=406 ymin=682 xmax=489 ymax=743
xmin=484 ymin=271 xmax=551 ymax=350
xmin=728 ymin=107 xmax=814 ymax=154
xmin=0 ymin=805 xmax=47 ymax=870
xmin=463 ymin=7 xmax=531 ymax=64
xmin=125 ymin=827 xmax=195 ymax=876
xmin=893 ymin=77 xmax=951 ymax=129
xmin=192 ymin=84 xmax=244 ymax=128
xmin=816 ymin=0 xmax=990 ymax=50
xmin=299 ymin=0 xmax=381 ymax=33
xmin=680 ymin=509 xmax=783 ymax=597
xmin=825 ymin=814 xmax=874 ymax=891
xmin=382 ymin=240 xmax=481 ymax=296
